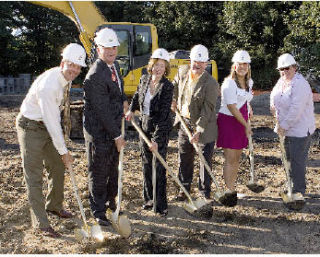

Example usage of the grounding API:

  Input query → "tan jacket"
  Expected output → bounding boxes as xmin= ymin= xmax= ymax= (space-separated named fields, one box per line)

xmin=173 ymin=65 xmax=219 ymax=144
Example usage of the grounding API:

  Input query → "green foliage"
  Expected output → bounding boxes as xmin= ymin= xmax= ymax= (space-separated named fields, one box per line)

xmin=1 ymin=1 xmax=78 ymax=76
xmin=143 ymin=2 xmax=223 ymax=53
xmin=2 ymin=1 xmax=319 ymax=90
xmin=217 ymin=1 xmax=301 ymax=89
xmin=283 ymin=2 xmax=320 ymax=79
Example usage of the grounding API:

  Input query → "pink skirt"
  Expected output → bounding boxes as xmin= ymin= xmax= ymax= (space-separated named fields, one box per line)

xmin=216 ymin=103 xmax=248 ymax=149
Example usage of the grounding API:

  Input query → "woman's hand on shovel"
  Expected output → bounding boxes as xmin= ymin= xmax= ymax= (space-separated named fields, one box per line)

xmin=149 ymin=141 xmax=158 ymax=152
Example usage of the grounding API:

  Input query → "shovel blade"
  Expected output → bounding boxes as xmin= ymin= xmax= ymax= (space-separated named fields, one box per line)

xmin=280 ymin=192 xmax=305 ymax=211
xmin=110 ymin=212 xmax=132 ymax=238
xmin=183 ymin=198 xmax=213 ymax=219
xmin=118 ymin=215 xmax=132 ymax=238
xmin=246 ymin=182 xmax=265 ymax=193
xmin=91 ymin=224 xmax=105 ymax=242
xmin=74 ymin=228 xmax=89 ymax=242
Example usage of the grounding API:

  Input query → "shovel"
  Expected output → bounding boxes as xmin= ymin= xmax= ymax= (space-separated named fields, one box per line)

xmin=67 ymin=164 xmax=104 ymax=242
xmin=152 ymin=154 xmax=157 ymax=214
xmin=175 ymin=111 xmax=237 ymax=207
xmin=110 ymin=118 xmax=132 ymax=238
xmin=131 ymin=118 xmax=213 ymax=219
xmin=246 ymin=120 xmax=265 ymax=193
xmin=279 ymin=135 xmax=305 ymax=210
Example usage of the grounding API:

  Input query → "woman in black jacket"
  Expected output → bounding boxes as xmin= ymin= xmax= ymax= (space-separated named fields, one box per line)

xmin=126 ymin=48 xmax=173 ymax=216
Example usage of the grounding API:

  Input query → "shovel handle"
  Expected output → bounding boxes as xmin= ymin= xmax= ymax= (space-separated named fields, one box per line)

xmin=131 ymin=118 xmax=197 ymax=208
xmin=279 ymin=135 xmax=292 ymax=196
xmin=67 ymin=164 xmax=89 ymax=230
xmin=247 ymin=119 xmax=256 ymax=183
xmin=116 ymin=117 xmax=125 ymax=216
xmin=175 ymin=110 xmax=222 ymax=194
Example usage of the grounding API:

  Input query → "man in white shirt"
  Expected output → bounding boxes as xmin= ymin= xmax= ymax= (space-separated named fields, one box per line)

xmin=83 ymin=28 xmax=128 ymax=226
xmin=16 ymin=43 xmax=86 ymax=238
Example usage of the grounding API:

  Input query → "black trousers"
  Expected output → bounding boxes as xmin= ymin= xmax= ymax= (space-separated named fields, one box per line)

xmin=84 ymin=129 xmax=119 ymax=219
xmin=139 ymin=117 xmax=169 ymax=213
xmin=178 ymin=126 xmax=215 ymax=196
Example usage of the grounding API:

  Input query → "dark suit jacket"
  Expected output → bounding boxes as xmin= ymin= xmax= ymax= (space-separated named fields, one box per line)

xmin=172 ymin=65 xmax=219 ymax=144
xmin=130 ymin=74 xmax=173 ymax=144
xmin=83 ymin=58 xmax=127 ymax=141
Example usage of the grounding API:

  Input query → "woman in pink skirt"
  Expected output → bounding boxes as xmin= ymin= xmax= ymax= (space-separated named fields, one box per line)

xmin=216 ymin=50 xmax=253 ymax=206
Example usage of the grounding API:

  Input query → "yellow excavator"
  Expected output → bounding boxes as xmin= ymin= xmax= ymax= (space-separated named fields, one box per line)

xmin=30 ymin=1 xmax=218 ymax=137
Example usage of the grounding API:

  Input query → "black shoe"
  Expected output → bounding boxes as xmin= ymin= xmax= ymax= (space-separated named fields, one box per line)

xmin=218 ymin=190 xmax=238 ymax=207
xmin=175 ymin=192 xmax=187 ymax=201
xmin=200 ymin=191 xmax=211 ymax=200
xmin=108 ymin=199 xmax=117 ymax=212
xmin=96 ymin=216 xmax=110 ymax=226
xmin=142 ymin=200 xmax=153 ymax=210
xmin=157 ymin=209 xmax=168 ymax=217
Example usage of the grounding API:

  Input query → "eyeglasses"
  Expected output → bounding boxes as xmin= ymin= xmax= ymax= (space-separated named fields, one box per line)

xmin=278 ymin=66 xmax=290 ymax=71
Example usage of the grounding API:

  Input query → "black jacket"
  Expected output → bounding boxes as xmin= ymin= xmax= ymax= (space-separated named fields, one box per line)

xmin=130 ymin=74 xmax=173 ymax=143
xmin=83 ymin=58 xmax=127 ymax=140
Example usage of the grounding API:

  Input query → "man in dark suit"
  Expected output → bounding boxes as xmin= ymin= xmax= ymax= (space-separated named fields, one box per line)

xmin=83 ymin=27 xmax=128 ymax=226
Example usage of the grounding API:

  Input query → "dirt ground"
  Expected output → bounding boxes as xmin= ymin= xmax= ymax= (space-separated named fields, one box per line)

xmin=0 ymin=94 xmax=319 ymax=254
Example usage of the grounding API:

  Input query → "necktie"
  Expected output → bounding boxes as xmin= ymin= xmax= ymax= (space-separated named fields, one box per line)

xmin=62 ymin=83 xmax=71 ymax=141
xmin=110 ymin=65 xmax=121 ymax=93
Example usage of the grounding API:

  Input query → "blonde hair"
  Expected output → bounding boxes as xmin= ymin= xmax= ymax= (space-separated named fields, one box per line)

xmin=147 ymin=58 xmax=170 ymax=77
xmin=229 ymin=63 xmax=251 ymax=91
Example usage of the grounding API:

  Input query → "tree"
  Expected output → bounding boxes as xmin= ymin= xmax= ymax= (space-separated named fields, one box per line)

xmin=1 ymin=1 xmax=78 ymax=76
xmin=283 ymin=2 xmax=320 ymax=79
xmin=217 ymin=1 xmax=301 ymax=89
xmin=143 ymin=2 xmax=223 ymax=53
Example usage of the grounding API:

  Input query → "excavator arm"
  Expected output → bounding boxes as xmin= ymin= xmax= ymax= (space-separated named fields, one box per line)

xmin=30 ymin=1 xmax=106 ymax=55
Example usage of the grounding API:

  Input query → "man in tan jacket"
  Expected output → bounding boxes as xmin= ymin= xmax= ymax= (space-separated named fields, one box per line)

xmin=171 ymin=44 xmax=219 ymax=200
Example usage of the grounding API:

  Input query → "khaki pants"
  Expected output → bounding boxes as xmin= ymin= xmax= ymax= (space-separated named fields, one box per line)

xmin=16 ymin=114 xmax=65 ymax=228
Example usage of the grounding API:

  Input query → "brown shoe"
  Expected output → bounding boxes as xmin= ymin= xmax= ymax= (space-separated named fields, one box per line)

xmin=36 ymin=226 xmax=61 ymax=238
xmin=47 ymin=209 xmax=73 ymax=218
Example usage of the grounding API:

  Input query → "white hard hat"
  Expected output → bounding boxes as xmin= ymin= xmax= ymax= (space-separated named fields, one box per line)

xmin=190 ymin=44 xmax=209 ymax=62
xmin=151 ymin=48 xmax=170 ymax=62
xmin=61 ymin=43 xmax=87 ymax=67
xmin=94 ymin=27 xmax=120 ymax=47
xmin=277 ymin=53 xmax=296 ymax=69
xmin=232 ymin=50 xmax=251 ymax=63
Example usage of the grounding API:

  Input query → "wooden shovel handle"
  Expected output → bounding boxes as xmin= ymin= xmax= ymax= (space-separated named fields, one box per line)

xmin=131 ymin=118 xmax=196 ymax=207
xmin=175 ymin=110 xmax=222 ymax=193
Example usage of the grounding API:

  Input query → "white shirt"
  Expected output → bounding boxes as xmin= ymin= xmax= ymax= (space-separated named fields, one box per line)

xmin=20 ymin=67 xmax=69 ymax=155
xmin=143 ymin=87 xmax=152 ymax=115
xmin=108 ymin=64 xmax=122 ymax=93
xmin=270 ymin=73 xmax=315 ymax=137
xmin=218 ymin=77 xmax=253 ymax=116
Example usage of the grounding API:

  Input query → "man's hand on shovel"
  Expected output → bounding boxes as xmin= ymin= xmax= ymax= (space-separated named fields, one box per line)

xmin=62 ymin=152 xmax=73 ymax=169
xmin=190 ymin=132 xmax=200 ymax=144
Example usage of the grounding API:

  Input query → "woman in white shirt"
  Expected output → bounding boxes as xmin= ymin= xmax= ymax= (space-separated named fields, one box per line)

xmin=216 ymin=50 xmax=253 ymax=206
xmin=270 ymin=53 xmax=315 ymax=203
xmin=126 ymin=49 xmax=173 ymax=216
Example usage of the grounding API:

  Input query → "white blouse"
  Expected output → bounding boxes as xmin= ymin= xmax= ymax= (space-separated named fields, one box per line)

xmin=218 ymin=77 xmax=253 ymax=116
